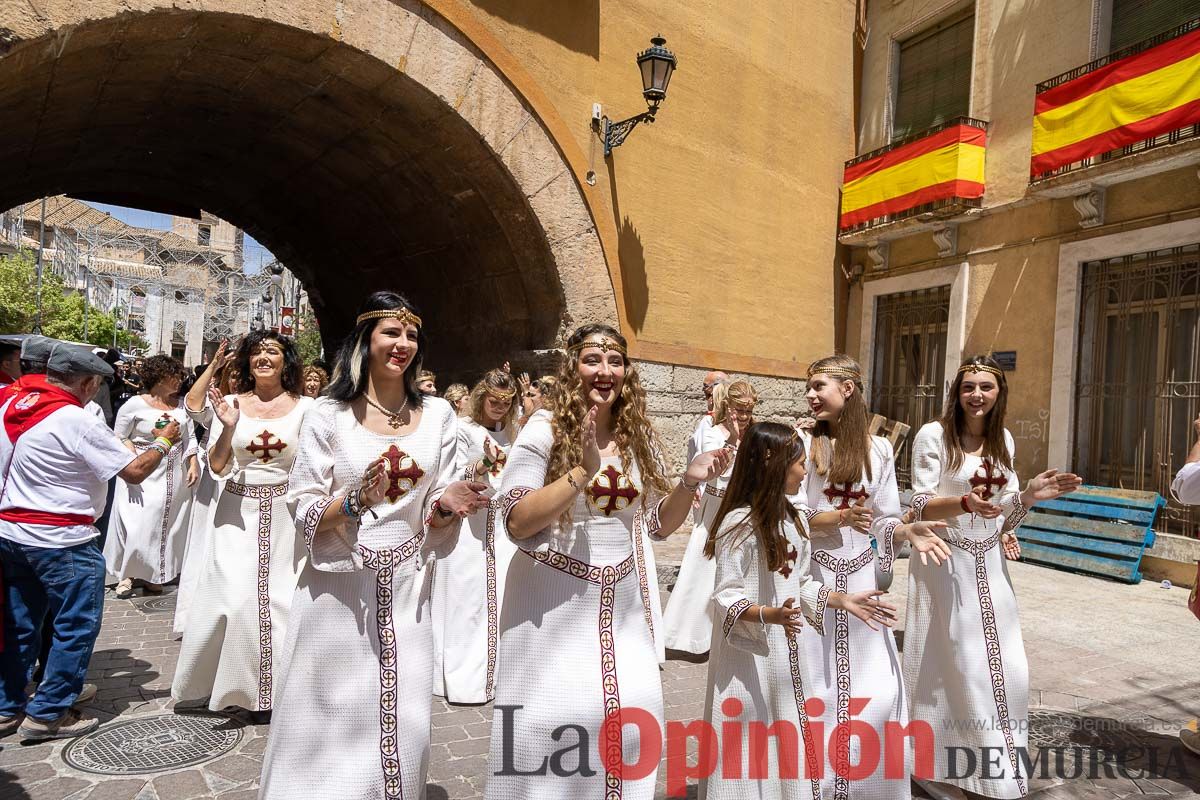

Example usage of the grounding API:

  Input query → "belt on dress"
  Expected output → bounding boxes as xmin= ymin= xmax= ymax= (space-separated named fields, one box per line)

xmin=225 ymin=481 xmax=288 ymax=499
xmin=704 ymin=484 xmax=726 ymax=499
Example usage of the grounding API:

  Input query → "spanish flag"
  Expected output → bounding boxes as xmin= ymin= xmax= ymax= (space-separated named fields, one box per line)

xmin=1031 ymin=25 xmax=1200 ymax=176
xmin=840 ymin=124 xmax=987 ymax=230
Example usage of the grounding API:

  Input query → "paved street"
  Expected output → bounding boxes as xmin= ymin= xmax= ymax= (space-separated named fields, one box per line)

xmin=3 ymin=544 xmax=1199 ymax=800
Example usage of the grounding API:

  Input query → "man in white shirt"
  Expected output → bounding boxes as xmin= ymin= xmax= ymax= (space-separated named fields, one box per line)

xmin=0 ymin=344 xmax=181 ymax=742
xmin=1174 ymin=414 xmax=1200 ymax=758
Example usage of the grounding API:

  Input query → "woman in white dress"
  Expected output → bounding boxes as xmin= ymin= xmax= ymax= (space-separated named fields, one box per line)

xmin=903 ymin=355 xmax=1080 ymax=800
xmin=664 ymin=379 xmax=758 ymax=655
xmin=432 ymin=367 xmax=519 ymax=704
xmin=259 ymin=292 xmax=489 ymax=800
xmin=105 ymin=355 xmax=198 ymax=598
xmin=174 ymin=340 xmax=239 ymax=636
xmin=172 ymin=331 xmax=314 ymax=720
xmin=798 ymin=354 xmax=950 ymax=800
xmin=703 ymin=421 xmax=897 ymax=800
xmin=486 ymin=324 xmax=731 ymax=800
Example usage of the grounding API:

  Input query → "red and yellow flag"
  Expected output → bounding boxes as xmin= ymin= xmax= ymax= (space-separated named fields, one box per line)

xmin=840 ymin=124 xmax=986 ymax=230
xmin=1031 ymin=26 xmax=1200 ymax=176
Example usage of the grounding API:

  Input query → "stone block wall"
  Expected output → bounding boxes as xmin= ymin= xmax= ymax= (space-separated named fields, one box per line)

xmin=636 ymin=361 xmax=811 ymax=474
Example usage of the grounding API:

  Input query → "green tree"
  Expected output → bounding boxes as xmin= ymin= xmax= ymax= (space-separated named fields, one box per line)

xmin=294 ymin=306 xmax=324 ymax=364
xmin=0 ymin=250 xmax=147 ymax=351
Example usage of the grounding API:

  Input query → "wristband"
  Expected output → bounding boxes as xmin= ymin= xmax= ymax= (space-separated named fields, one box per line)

xmin=960 ymin=494 xmax=972 ymax=514
xmin=758 ymin=605 xmax=767 ymax=625
xmin=433 ymin=499 xmax=454 ymax=519
xmin=681 ymin=476 xmax=700 ymax=492
xmin=154 ymin=436 xmax=173 ymax=450
xmin=147 ymin=444 xmax=167 ymax=457
xmin=566 ymin=467 xmax=586 ymax=492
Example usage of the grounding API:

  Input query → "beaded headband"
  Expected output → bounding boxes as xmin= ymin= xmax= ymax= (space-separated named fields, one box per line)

xmin=486 ymin=388 xmax=517 ymax=401
xmin=567 ymin=336 xmax=627 ymax=357
xmin=958 ymin=363 xmax=1003 ymax=378
xmin=356 ymin=308 xmax=423 ymax=329
xmin=807 ymin=365 xmax=862 ymax=383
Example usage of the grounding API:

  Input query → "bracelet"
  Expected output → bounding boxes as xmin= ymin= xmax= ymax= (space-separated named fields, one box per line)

xmin=566 ymin=467 xmax=586 ymax=492
xmin=343 ymin=488 xmax=367 ymax=519
xmin=433 ymin=499 xmax=454 ymax=519
xmin=681 ymin=477 xmax=700 ymax=492
xmin=758 ymin=605 xmax=767 ymax=625
xmin=960 ymin=494 xmax=972 ymax=514
xmin=147 ymin=444 xmax=167 ymax=457
xmin=837 ymin=508 xmax=848 ymax=526
xmin=154 ymin=436 xmax=173 ymax=450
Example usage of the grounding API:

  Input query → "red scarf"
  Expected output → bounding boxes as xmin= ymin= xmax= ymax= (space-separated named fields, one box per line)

xmin=0 ymin=375 xmax=93 ymax=527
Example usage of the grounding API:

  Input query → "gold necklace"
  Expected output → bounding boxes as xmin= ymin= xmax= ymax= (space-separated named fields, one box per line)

xmin=364 ymin=392 xmax=409 ymax=429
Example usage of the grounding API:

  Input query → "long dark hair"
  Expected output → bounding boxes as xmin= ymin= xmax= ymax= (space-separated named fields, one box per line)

xmin=326 ymin=291 xmax=426 ymax=408
xmin=704 ymin=422 xmax=805 ymax=572
xmin=232 ymin=330 xmax=303 ymax=395
xmin=808 ymin=354 xmax=874 ymax=485
xmin=940 ymin=354 xmax=1013 ymax=473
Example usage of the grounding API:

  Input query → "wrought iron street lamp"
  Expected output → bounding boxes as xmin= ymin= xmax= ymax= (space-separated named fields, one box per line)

xmin=596 ymin=35 xmax=678 ymax=157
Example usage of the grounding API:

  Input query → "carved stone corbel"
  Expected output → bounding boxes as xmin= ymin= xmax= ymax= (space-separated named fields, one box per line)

xmin=932 ymin=225 xmax=958 ymax=258
xmin=1072 ymin=188 xmax=1106 ymax=229
xmin=866 ymin=241 xmax=889 ymax=272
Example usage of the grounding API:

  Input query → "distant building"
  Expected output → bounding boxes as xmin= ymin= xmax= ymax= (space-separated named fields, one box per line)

xmin=1 ymin=197 xmax=299 ymax=363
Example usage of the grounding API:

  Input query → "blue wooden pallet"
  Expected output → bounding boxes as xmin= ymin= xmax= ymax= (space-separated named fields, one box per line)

xmin=1015 ymin=485 xmax=1165 ymax=584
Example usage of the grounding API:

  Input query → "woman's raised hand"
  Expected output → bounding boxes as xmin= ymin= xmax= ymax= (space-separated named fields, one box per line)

xmin=763 ymin=597 xmax=805 ymax=634
xmin=905 ymin=520 xmax=952 ymax=567
xmin=209 ymin=387 xmax=240 ymax=428
xmin=965 ymin=486 xmax=1003 ymax=519
xmin=839 ymin=590 xmax=898 ymax=631
xmin=438 ymin=480 xmax=492 ymax=517
xmin=685 ymin=447 xmax=734 ymax=488
xmin=580 ymin=406 xmax=601 ymax=477
xmin=1025 ymin=469 xmax=1083 ymax=503
xmin=358 ymin=457 xmax=389 ymax=507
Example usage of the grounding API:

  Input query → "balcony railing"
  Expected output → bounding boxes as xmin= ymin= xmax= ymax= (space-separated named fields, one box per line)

xmin=1031 ymin=17 xmax=1200 ymax=182
xmin=839 ymin=117 xmax=988 ymax=236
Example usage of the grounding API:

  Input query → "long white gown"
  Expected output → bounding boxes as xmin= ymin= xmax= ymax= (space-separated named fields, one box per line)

xmin=486 ymin=412 xmax=667 ymax=800
xmin=662 ymin=425 xmax=732 ymax=654
xmin=799 ymin=434 xmax=911 ymax=800
xmin=259 ymin=396 xmax=459 ymax=800
xmin=104 ymin=396 xmax=195 ymax=585
xmin=174 ymin=405 xmax=217 ymax=635
xmin=701 ymin=508 xmax=828 ymax=800
xmin=172 ymin=396 xmax=314 ymax=712
xmin=905 ymin=421 xmax=1030 ymax=799
xmin=431 ymin=417 xmax=515 ymax=703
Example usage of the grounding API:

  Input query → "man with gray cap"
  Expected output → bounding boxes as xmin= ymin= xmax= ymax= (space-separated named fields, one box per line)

xmin=0 ymin=343 xmax=182 ymax=741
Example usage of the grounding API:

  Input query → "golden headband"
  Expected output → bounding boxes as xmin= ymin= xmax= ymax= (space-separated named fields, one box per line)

xmin=356 ymin=308 xmax=423 ymax=329
xmin=486 ymin=388 xmax=517 ymax=401
xmin=807 ymin=365 xmax=862 ymax=383
xmin=958 ymin=363 xmax=1003 ymax=378
xmin=765 ymin=429 xmax=801 ymax=461
xmin=568 ymin=337 xmax=627 ymax=357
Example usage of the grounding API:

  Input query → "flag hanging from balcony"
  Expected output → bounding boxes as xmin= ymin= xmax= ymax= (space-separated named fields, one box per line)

xmin=1031 ymin=25 xmax=1200 ymax=176
xmin=839 ymin=123 xmax=987 ymax=230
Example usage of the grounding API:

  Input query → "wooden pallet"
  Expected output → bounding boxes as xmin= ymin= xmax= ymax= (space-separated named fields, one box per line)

xmin=1015 ymin=485 xmax=1165 ymax=584
xmin=869 ymin=413 xmax=911 ymax=451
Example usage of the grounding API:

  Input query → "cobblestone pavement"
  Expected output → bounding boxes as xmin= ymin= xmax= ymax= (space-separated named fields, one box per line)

xmin=3 ymin=542 xmax=1199 ymax=799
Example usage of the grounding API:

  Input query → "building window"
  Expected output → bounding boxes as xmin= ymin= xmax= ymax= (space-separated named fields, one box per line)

xmin=1109 ymin=0 xmax=1198 ymax=53
xmin=870 ymin=285 xmax=951 ymax=486
xmin=171 ymin=342 xmax=186 ymax=361
xmin=198 ymin=224 xmax=212 ymax=246
xmin=1074 ymin=243 xmax=1200 ymax=537
xmin=892 ymin=8 xmax=975 ymax=141
xmin=174 ymin=290 xmax=187 ymax=303
xmin=172 ymin=320 xmax=187 ymax=343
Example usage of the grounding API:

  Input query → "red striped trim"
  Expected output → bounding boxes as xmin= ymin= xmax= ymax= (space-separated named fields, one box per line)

xmin=1036 ymin=27 xmax=1200 ymax=114
xmin=1031 ymin=96 xmax=1200 ymax=175
xmin=843 ymin=124 xmax=986 ymax=184
xmin=839 ymin=179 xmax=985 ymax=229
xmin=0 ymin=509 xmax=95 ymax=527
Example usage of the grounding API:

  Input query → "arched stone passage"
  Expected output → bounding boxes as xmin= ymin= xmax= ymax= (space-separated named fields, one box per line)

xmin=0 ymin=0 xmax=618 ymax=371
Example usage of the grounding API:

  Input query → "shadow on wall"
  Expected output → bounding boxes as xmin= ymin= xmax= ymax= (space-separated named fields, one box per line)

xmin=607 ymin=160 xmax=649 ymax=333
xmin=472 ymin=0 xmax=600 ymax=58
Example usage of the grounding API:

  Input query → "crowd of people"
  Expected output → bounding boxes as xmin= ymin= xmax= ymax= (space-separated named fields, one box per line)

xmin=0 ymin=292 xmax=1194 ymax=799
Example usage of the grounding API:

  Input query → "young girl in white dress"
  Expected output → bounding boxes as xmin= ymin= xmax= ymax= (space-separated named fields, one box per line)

xmin=258 ymin=292 xmax=489 ymax=800
xmin=702 ymin=421 xmax=897 ymax=800
xmin=432 ymin=367 xmax=519 ymax=703
xmin=664 ymin=379 xmax=758 ymax=655
xmin=904 ymin=355 xmax=1080 ymax=800
xmin=172 ymin=332 xmax=314 ymax=720
xmin=486 ymin=324 xmax=731 ymax=800
xmin=105 ymin=355 xmax=198 ymax=597
xmin=798 ymin=354 xmax=950 ymax=800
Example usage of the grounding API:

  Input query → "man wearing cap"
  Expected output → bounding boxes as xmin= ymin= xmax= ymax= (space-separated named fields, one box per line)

xmin=0 ymin=344 xmax=182 ymax=741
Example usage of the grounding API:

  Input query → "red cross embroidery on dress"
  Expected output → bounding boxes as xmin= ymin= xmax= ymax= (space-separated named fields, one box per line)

xmin=588 ymin=464 xmax=640 ymax=516
xmin=824 ymin=483 xmax=867 ymax=510
xmin=247 ymin=430 xmax=287 ymax=463
xmin=969 ymin=458 xmax=1006 ymax=501
xmin=779 ymin=545 xmax=799 ymax=578
xmin=380 ymin=444 xmax=425 ymax=502
xmin=484 ymin=438 xmax=507 ymax=477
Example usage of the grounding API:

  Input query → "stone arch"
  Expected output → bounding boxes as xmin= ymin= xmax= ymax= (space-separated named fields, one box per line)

xmin=0 ymin=0 xmax=619 ymax=370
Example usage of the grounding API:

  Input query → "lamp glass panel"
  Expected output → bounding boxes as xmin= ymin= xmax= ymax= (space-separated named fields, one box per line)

xmin=654 ymin=59 xmax=672 ymax=92
xmin=640 ymin=58 xmax=655 ymax=93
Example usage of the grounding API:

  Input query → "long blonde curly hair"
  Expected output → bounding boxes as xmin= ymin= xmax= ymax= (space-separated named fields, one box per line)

xmin=547 ymin=324 xmax=671 ymax=512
